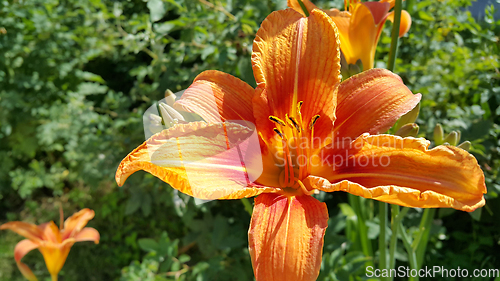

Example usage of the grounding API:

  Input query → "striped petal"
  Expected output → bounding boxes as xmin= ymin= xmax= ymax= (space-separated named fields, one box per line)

xmin=307 ymin=134 xmax=486 ymax=212
xmin=333 ymin=69 xmax=421 ymax=142
xmin=73 ymin=227 xmax=100 ymax=243
xmin=0 ymin=222 xmax=43 ymax=242
xmin=174 ymin=70 xmax=255 ymax=123
xmin=116 ymin=122 xmax=277 ymax=200
xmin=61 ymin=209 xmax=95 ymax=240
xmin=252 ymin=9 xmax=340 ymax=141
xmin=248 ymin=193 xmax=328 ymax=281
xmin=14 ymin=239 xmax=39 ymax=281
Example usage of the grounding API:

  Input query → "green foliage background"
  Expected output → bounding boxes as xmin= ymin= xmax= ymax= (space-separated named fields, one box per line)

xmin=0 ymin=0 xmax=499 ymax=280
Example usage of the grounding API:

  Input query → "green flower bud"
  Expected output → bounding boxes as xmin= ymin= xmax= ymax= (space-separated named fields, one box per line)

xmin=394 ymin=103 xmax=420 ymax=132
xmin=165 ymin=89 xmax=176 ymax=107
xmin=433 ymin=124 xmax=444 ymax=145
xmin=443 ymin=131 xmax=459 ymax=146
xmin=395 ymin=123 xmax=419 ymax=137
xmin=457 ymin=141 xmax=471 ymax=151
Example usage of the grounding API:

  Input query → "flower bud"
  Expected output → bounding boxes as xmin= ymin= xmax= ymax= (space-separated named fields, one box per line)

xmin=457 ymin=141 xmax=471 ymax=151
xmin=433 ymin=124 xmax=444 ymax=145
xmin=395 ymin=123 xmax=419 ymax=137
xmin=394 ymin=103 xmax=420 ymax=132
xmin=159 ymin=102 xmax=185 ymax=128
xmin=164 ymin=89 xmax=176 ymax=107
xmin=443 ymin=131 xmax=458 ymax=146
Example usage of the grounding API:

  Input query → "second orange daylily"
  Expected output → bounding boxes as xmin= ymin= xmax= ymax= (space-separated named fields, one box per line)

xmin=115 ymin=9 xmax=485 ymax=281
xmin=289 ymin=0 xmax=412 ymax=70
xmin=0 ymin=208 xmax=100 ymax=281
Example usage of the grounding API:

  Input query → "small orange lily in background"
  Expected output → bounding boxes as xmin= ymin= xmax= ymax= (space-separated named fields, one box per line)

xmin=289 ymin=0 xmax=412 ymax=70
xmin=0 ymin=208 xmax=100 ymax=281
xmin=116 ymin=9 xmax=485 ymax=281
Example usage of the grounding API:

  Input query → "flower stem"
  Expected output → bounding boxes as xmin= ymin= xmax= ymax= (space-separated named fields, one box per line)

xmin=387 ymin=0 xmax=403 ymax=71
xmin=296 ymin=0 xmax=310 ymax=17
xmin=399 ymin=223 xmax=419 ymax=281
xmin=349 ymin=195 xmax=374 ymax=267
xmin=414 ymin=208 xmax=436 ymax=268
xmin=378 ymin=201 xmax=387 ymax=278
xmin=388 ymin=207 xmax=410 ymax=281
xmin=240 ymin=198 xmax=253 ymax=216
xmin=51 ymin=274 xmax=58 ymax=281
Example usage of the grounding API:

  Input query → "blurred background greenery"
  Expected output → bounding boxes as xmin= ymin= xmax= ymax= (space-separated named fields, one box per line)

xmin=0 ymin=0 xmax=499 ymax=280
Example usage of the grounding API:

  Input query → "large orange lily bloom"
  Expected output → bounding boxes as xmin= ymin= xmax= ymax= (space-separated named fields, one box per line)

xmin=288 ymin=0 xmax=412 ymax=70
xmin=116 ymin=9 xmax=485 ymax=281
xmin=0 ymin=209 xmax=100 ymax=281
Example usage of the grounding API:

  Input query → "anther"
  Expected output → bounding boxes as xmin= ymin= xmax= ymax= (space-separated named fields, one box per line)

xmin=286 ymin=114 xmax=301 ymax=133
xmin=309 ymin=115 xmax=320 ymax=130
xmin=273 ymin=128 xmax=284 ymax=139
xmin=269 ymin=116 xmax=286 ymax=127
xmin=297 ymin=101 xmax=303 ymax=113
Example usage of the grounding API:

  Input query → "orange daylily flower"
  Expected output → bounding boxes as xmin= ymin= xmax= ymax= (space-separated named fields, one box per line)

xmin=0 ymin=208 xmax=100 ymax=281
xmin=288 ymin=0 xmax=412 ymax=70
xmin=115 ymin=9 xmax=485 ymax=281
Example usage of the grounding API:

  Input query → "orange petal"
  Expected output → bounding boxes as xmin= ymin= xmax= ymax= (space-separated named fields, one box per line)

xmin=14 ymin=239 xmax=39 ymax=263
xmin=0 ymin=221 xmax=44 ymax=242
xmin=38 ymin=221 xmax=62 ymax=243
xmin=116 ymin=121 xmax=277 ymax=200
xmin=38 ymin=239 xmax=75 ymax=277
xmin=386 ymin=10 xmax=412 ymax=37
xmin=73 ymin=227 xmax=100 ymax=244
xmin=362 ymin=1 xmax=391 ymax=25
xmin=307 ymin=134 xmax=486 ymax=212
xmin=248 ymin=193 xmax=328 ymax=281
xmin=345 ymin=3 xmax=379 ymax=68
xmin=61 ymin=209 xmax=95 ymax=240
xmin=252 ymin=9 xmax=340 ymax=141
xmin=287 ymin=0 xmax=318 ymax=16
xmin=13 ymin=240 xmax=39 ymax=281
xmin=174 ymin=70 xmax=255 ymax=123
xmin=16 ymin=261 xmax=38 ymax=281
xmin=333 ymin=68 xmax=421 ymax=141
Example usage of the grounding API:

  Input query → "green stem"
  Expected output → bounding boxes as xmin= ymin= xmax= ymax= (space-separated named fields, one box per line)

xmin=296 ymin=0 xmax=310 ymax=16
xmin=378 ymin=201 xmax=388 ymax=277
xmin=387 ymin=0 xmax=403 ymax=71
xmin=388 ymin=207 xmax=410 ymax=281
xmin=399 ymin=224 xmax=419 ymax=281
xmin=349 ymin=195 xmax=374 ymax=267
xmin=415 ymin=208 xmax=436 ymax=268
xmin=51 ymin=274 xmax=58 ymax=281
xmin=240 ymin=198 xmax=253 ymax=216
xmin=388 ymin=206 xmax=399 ymax=271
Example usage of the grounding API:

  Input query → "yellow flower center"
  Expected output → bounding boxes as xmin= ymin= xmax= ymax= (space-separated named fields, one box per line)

xmin=268 ymin=101 xmax=320 ymax=195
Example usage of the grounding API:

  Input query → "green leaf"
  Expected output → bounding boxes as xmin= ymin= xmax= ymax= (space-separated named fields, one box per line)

xmin=147 ymin=0 xmax=166 ymax=22
xmin=138 ymin=238 xmax=159 ymax=252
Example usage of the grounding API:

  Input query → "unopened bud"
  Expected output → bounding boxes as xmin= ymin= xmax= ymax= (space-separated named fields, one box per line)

xmin=395 ymin=103 xmax=420 ymax=132
xmin=164 ymin=89 xmax=176 ymax=107
xmin=457 ymin=141 xmax=471 ymax=151
xmin=443 ymin=131 xmax=458 ymax=146
xmin=159 ymin=102 xmax=185 ymax=127
xmin=434 ymin=124 xmax=444 ymax=145
xmin=395 ymin=123 xmax=419 ymax=137
xmin=148 ymin=114 xmax=164 ymax=134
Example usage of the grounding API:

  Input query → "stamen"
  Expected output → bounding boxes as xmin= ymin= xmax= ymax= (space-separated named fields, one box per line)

xmin=269 ymin=116 xmax=286 ymax=127
xmin=287 ymin=114 xmax=301 ymax=133
xmin=297 ymin=101 xmax=303 ymax=114
xmin=273 ymin=128 xmax=284 ymax=139
xmin=309 ymin=115 xmax=320 ymax=130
